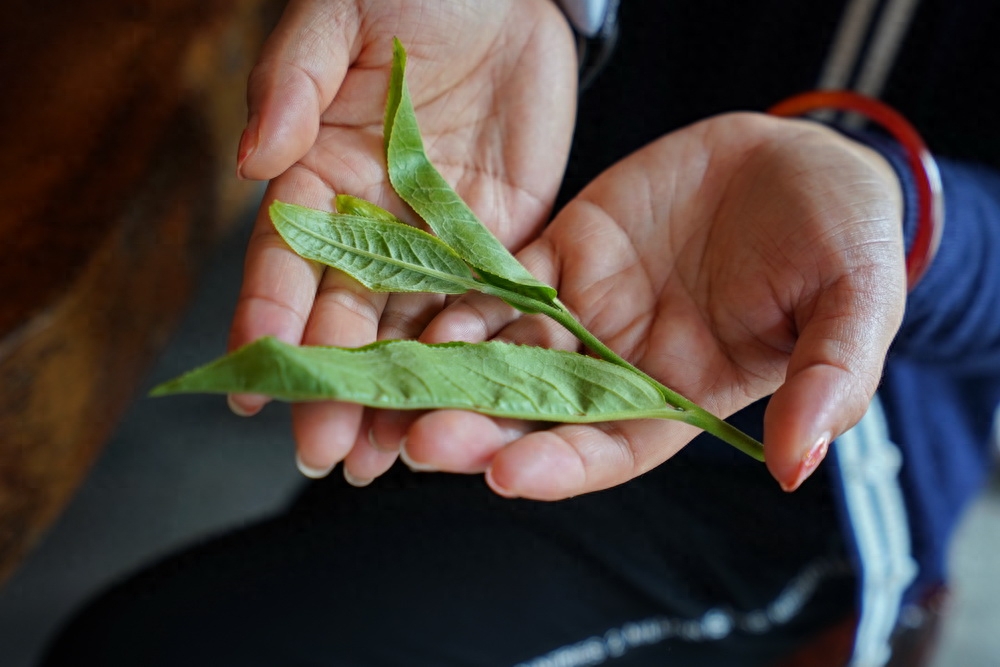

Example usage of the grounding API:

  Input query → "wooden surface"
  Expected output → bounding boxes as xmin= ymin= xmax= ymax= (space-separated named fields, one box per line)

xmin=0 ymin=0 xmax=281 ymax=584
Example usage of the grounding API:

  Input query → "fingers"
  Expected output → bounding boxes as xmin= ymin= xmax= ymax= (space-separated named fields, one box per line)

xmin=238 ymin=0 xmax=361 ymax=180
xmin=341 ymin=431 xmax=400 ymax=487
xmin=421 ymin=236 xmax=566 ymax=345
xmin=292 ymin=255 xmax=389 ymax=474
xmin=486 ymin=420 xmax=701 ymax=500
xmin=764 ymin=279 xmax=905 ymax=491
xmin=397 ymin=411 xmax=700 ymax=502
xmin=420 ymin=292 xmax=523 ymax=344
xmin=402 ymin=411 xmax=535 ymax=474
xmin=368 ymin=410 xmax=413 ymax=455
xmin=357 ymin=291 xmax=448 ymax=472
xmin=226 ymin=168 xmax=333 ymax=415
xmin=307 ymin=290 xmax=449 ymax=481
xmin=764 ymin=365 xmax=854 ymax=492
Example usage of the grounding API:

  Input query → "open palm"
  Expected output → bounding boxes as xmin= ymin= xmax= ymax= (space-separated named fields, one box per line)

xmin=403 ymin=113 xmax=907 ymax=498
xmin=227 ymin=0 xmax=578 ymax=477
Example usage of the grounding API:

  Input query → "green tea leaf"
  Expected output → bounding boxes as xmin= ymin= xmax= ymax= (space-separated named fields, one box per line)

xmin=385 ymin=38 xmax=559 ymax=307
xmin=155 ymin=38 xmax=767 ymax=465
xmin=270 ymin=200 xmax=480 ymax=294
xmin=334 ymin=194 xmax=405 ymax=224
xmin=151 ymin=336 xmax=679 ymax=423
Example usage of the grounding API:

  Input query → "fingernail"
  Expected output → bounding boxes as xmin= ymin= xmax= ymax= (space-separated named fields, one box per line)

xmin=368 ymin=427 xmax=401 ymax=453
xmin=783 ymin=432 xmax=830 ymax=492
xmin=227 ymin=394 xmax=256 ymax=417
xmin=485 ymin=467 xmax=518 ymax=499
xmin=343 ymin=467 xmax=373 ymax=488
xmin=236 ymin=114 xmax=259 ymax=179
xmin=295 ymin=453 xmax=334 ymax=479
xmin=803 ymin=432 xmax=831 ymax=470
xmin=398 ymin=439 xmax=437 ymax=472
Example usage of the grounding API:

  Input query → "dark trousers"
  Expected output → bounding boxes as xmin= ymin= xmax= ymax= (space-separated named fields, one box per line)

xmin=40 ymin=434 xmax=854 ymax=667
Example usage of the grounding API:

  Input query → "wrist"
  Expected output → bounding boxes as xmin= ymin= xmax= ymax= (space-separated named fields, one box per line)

xmin=832 ymin=126 xmax=915 ymax=266
xmin=769 ymin=91 xmax=943 ymax=290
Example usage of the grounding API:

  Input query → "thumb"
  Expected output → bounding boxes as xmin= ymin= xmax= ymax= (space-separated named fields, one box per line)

xmin=237 ymin=0 xmax=359 ymax=180
xmin=763 ymin=285 xmax=904 ymax=491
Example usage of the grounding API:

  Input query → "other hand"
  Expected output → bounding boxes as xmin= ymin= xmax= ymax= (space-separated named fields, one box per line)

xmin=227 ymin=0 xmax=578 ymax=479
xmin=401 ymin=113 xmax=906 ymax=498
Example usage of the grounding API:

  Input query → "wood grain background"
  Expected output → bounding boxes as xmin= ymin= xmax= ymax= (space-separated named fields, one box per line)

xmin=0 ymin=0 xmax=282 ymax=583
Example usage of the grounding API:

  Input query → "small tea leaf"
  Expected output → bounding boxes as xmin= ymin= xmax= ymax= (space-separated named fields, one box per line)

xmin=271 ymin=200 xmax=480 ymax=294
xmin=385 ymin=38 xmax=559 ymax=307
xmin=151 ymin=337 xmax=678 ymax=423
xmin=334 ymin=194 xmax=405 ymax=224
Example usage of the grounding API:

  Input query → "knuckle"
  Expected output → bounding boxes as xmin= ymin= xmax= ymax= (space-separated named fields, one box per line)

xmin=315 ymin=281 xmax=382 ymax=329
xmin=378 ymin=308 xmax=424 ymax=339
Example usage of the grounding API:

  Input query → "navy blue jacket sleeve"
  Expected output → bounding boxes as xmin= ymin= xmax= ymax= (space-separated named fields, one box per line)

xmin=895 ymin=157 xmax=1000 ymax=372
xmin=839 ymin=129 xmax=1000 ymax=596
xmin=856 ymin=129 xmax=1000 ymax=371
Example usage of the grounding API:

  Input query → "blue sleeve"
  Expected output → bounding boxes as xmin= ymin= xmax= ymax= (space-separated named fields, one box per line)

xmin=843 ymin=130 xmax=1000 ymax=597
xmin=854 ymin=130 xmax=1000 ymax=373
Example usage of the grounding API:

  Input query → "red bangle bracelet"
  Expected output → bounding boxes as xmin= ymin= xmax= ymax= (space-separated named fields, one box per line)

xmin=768 ymin=90 xmax=943 ymax=290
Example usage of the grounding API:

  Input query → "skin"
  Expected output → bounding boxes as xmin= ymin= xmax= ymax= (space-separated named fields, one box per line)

xmin=410 ymin=114 xmax=906 ymax=498
xmin=231 ymin=1 xmax=906 ymax=498
xmin=227 ymin=0 xmax=578 ymax=479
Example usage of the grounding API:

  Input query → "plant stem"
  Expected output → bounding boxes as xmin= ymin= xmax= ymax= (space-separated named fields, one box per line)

xmin=483 ymin=287 xmax=766 ymax=462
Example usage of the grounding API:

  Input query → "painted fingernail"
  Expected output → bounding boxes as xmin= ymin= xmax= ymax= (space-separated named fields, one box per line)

xmin=343 ymin=467 xmax=373 ymax=488
xmin=295 ymin=453 xmax=334 ymax=479
xmin=236 ymin=114 xmax=259 ymax=179
xmin=398 ymin=439 xmax=437 ymax=472
xmin=783 ymin=432 xmax=830 ymax=492
xmin=803 ymin=432 xmax=831 ymax=470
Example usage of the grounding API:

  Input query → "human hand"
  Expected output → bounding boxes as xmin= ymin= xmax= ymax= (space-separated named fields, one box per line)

xmin=402 ymin=113 xmax=907 ymax=498
xmin=226 ymin=0 xmax=578 ymax=479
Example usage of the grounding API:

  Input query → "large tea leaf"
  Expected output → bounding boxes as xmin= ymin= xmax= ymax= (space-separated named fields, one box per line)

xmin=271 ymin=201 xmax=479 ymax=294
xmin=384 ymin=38 xmax=559 ymax=307
xmin=151 ymin=337 xmax=678 ymax=423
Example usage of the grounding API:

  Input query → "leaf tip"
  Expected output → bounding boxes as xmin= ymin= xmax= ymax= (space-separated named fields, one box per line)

xmin=391 ymin=36 xmax=406 ymax=62
xmin=268 ymin=198 xmax=292 ymax=222
xmin=148 ymin=382 xmax=172 ymax=398
xmin=333 ymin=194 xmax=351 ymax=214
xmin=390 ymin=37 xmax=408 ymax=85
